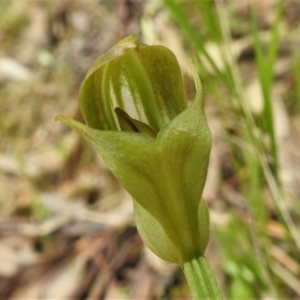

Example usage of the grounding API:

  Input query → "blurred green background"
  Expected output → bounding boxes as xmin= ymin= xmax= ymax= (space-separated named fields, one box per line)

xmin=0 ymin=0 xmax=300 ymax=299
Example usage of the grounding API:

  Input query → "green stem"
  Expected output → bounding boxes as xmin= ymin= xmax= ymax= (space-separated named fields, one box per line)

xmin=183 ymin=256 xmax=223 ymax=300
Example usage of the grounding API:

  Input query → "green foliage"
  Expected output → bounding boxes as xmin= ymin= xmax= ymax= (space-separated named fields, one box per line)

xmin=165 ymin=0 xmax=300 ymax=298
xmin=250 ymin=0 xmax=284 ymax=178
xmin=292 ymin=45 xmax=300 ymax=112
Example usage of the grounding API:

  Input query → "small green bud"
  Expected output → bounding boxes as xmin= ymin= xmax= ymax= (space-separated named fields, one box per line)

xmin=56 ymin=35 xmax=212 ymax=264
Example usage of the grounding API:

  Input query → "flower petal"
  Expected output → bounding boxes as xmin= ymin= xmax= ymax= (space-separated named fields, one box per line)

xmin=153 ymin=74 xmax=211 ymax=260
xmin=133 ymin=200 xmax=179 ymax=263
xmin=115 ymin=108 xmax=157 ymax=138
xmin=134 ymin=45 xmax=188 ymax=128
xmin=79 ymin=35 xmax=188 ymax=132
xmin=79 ymin=35 xmax=138 ymax=131
xmin=56 ymin=115 xmax=173 ymax=234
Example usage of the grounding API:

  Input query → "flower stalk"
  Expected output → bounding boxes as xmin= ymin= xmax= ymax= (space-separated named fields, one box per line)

xmin=183 ymin=256 xmax=223 ymax=299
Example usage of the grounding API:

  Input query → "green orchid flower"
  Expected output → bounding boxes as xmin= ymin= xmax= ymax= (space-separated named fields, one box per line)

xmin=56 ymin=35 xmax=211 ymax=265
